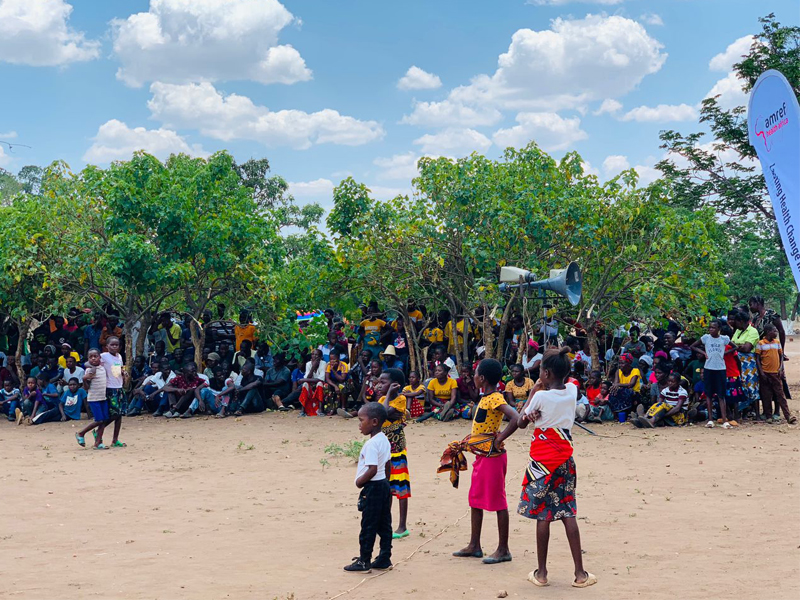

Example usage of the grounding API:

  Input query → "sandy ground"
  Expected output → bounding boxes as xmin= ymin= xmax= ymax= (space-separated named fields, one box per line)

xmin=2 ymin=342 xmax=800 ymax=600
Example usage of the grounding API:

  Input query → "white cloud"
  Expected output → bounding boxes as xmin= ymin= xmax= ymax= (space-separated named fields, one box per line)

xmin=581 ymin=161 xmax=600 ymax=177
xmin=709 ymin=35 xmax=754 ymax=72
xmin=633 ymin=165 xmax=661 ymax=186
xmin=404 ymin=15 xmax=665 ymax=126
xmin=593 ymin=99 xmax=622 ymax=116
xmin=0 ymin=146 xmax=11 ymax=168
xmin=602 ymin=154 xmax=630 ymax=175
xmin=397 ymin=66 xmax=442 ymax=91
xmin=620 ymin=103 xmax=698 ymax=122
xmin=706 ymin=72 xmax=748 ymax=110
xmin=288 ymin=178 xmax=335 ymax=210
xmin=83 ymin=119 xmax=208 ymax=164
xmin=0 ymin=131 xmax=18 ymax=139
xmin=0 ymin=0 xmax=100 ymax=66
xmin=413 ymin=128 xmax=492 ymax=157
xmin=148 ymin=81 xmax=384 ymax=149
xmin=373 ymin=152 xmax=420 ymax=181
xmin=111 ymin=0 xmax=311 ymax=87
xmin=401 ymin=99 xmax=502 ymax=127
xmin=639 ymin=13 xmax=663 ymax=26
xmin=493 ymin=112 xmax=587 ymax=152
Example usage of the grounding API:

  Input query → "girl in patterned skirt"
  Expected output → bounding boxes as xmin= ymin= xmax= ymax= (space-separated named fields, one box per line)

xmin=379 ymin=368 xmax=412 ymax=539
xmin=517 ymin=347 xmax=596 ymax=589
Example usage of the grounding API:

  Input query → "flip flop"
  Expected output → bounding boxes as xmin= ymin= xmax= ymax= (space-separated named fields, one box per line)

xmin=111 ymin=441 xmax=126 ymax=447
xmin=278 ymin=406 xmax=290 ymax=412
xmin=452 ymin=550 xmax=483 ymax=558
xmin=392 ymin=530 xmax=410 ymax=539
xmin=93 ymin=444 xmax=109 ymax=450
xmin=75 ymin=433 xmax=85 ymax=447
xmin=572 ymin=572 xmax=598 ymax=588
xmin=482 ymin=554 xmax=512 ymax=564
xmin=528 ymin=569 xmax=549 ymax=587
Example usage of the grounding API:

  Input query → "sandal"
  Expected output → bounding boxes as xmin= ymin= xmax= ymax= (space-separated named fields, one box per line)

xmin=278 ymin=406 xmax=290 ymax=412
xmin=93 ymin=444 xmax=109 ymax=450
xmin=788 ymin=416 xmax=797 ymax=424
xmin=528 ymin=569 xmax=549 ymax=587
xmin=572 ymin=572 xmax=598 ymax=588
xmin=392 ymin=530 xmax=410 ymax=539
xmin=111 ymin=440 xmax=126 ymax=448
xmin=75 ymin=433 xmax=85 ymax=447
xmin=452 ymin=549 xmax=483 ymax=558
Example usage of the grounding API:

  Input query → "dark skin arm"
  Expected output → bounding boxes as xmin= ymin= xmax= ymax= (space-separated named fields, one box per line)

xmin=355 ymin=464 xmax=377 ymax=489
xmin=689 ymin=339 xmax=707 ymax=360
xmin=494 ymin=403 xmax=520 ymax=445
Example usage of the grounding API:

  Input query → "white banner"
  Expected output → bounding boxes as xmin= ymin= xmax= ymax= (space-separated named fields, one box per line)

xmin=748 ymin=69 xmax=800 ymax=290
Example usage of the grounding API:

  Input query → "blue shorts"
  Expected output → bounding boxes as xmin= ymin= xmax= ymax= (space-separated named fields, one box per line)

xmin=89 ymin=400 xmax=110 ymax=422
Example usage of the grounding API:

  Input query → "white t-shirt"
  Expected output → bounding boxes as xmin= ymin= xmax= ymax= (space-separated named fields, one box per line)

xmin=101 ymin=352 xmax=124 ymax=389
xmin=355 ymin=432 xmax=391 ymax=484
xmin=522 ymin=352 xmax=542 ymax=371
xmin=142 ymin=371 xmax=176 ymax=390
xmin=575 ymin=351 xmax=593 ymax=368
xmin=63 ymin=366 xmax=85 ymax=383
xmin=523 ymin=383 xmax=577 ymax=430
xmin=305 ymin=360 xmax=328 ymax=381
xmin=700 ymin=334 xmax=730 ymax=371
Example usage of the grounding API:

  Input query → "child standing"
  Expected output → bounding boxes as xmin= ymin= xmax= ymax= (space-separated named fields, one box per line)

xmin=756 ymin=324 xmax=795 ymax=424
xmin=690 ymin=320 xmax=730 ymax=428
xmin=344 ymin=402 xmax=392 ymax=573
xmin=77 ymin=349 xmax=110 ymax=449
xmin=517 ymin=347 xmax=596 ymax=588
xmin=453 ymin=358 xmax=519 ymax=565
xmin=101 ymin=336 xmax=126 ymax=445
xmin=379 ymin=368 xmax=412 ymax=539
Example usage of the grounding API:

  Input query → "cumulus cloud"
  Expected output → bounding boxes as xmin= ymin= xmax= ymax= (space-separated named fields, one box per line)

xmin=147 ymin=81 xmax=384 ymax=149
xmin=601 ymin=154 xmax=661 ymax=185
xmin=0 ymin=131 xmax=18 ymax=139
xmin=413 ymin=128 xmax=492 ymax=157
xmin=373 ymin=152 xmax=420 ymax=181
xmin=401 ymin=100 xmax=502 ymax=128
xmin=111 ymin=0 xmax=311 ymax=87
xmin=639 ymin=13 xmax=663 ymax=26
xmin=83 ymin=119 xmax=208 ymax=164
xmin=709 ymin=35 xmax=754 ymax=72
xmin=619 ymin=103 xmax=698 ymax=122
xmin=0 ymin=146 xmax=11 ymax=168
xmin=593 ymin=99 xmax=622 ymax=116
xmin=493 ymin=112 xmax=587 ymax=152
xmin=602 ymin=154 xmax=630 ymax=175
xmin=288 ymin=178 xmax=335 ymax=211
xmin=403 ymin=14 xmax=665 ymax=125
xmin=397 ymin=66 xmax=442 ymax=91
xmin=0 ymin=0 xmax=99 ymax=66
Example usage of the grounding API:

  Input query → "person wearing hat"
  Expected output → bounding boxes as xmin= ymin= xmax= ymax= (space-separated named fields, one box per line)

xmin=381 ymin=345 xmax=404 ymax=371
xmin=522 ymin=339 xmax=542 ymax=381
xmin=637 ymin=354 xmax=653 ymax=386
xmin=204 ymin=352 xmax=221 ymax=379
xmin=57 ymin=343 xmax=81 ymax=369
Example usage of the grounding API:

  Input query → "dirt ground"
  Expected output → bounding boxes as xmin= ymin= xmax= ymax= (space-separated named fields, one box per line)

xmin=2 ymin=342 xmax=800 ymax=600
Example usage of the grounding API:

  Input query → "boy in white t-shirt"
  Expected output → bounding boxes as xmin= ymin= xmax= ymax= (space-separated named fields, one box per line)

xmin=344 ymin=402 xmax=392 ymax=574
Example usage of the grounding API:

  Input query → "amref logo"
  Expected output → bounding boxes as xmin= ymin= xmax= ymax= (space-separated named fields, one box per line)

xmin=754 ymin=101 xmax=789 ymax=152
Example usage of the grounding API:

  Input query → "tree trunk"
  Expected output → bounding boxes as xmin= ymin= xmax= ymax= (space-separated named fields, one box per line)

xmin=780 ymin=297 xmax=788 ymax=320
xmin=482 ymin=302 xmax=495 ymax=361
xmin=792 ymin=293 xmax=800 ymax=321
xmin=402 ymin=312 xmax=418 ymax=376
xmin=135 ymin=314 xmax=152 ymax=359
xmin=14 ymin=319 xmax=30 ymax=381
xmin=190 ymin=314 xmax=205 ymax=369
xmin=123 ymin=319 xmax=135 ymax=368
xmin=587 ymin=326 xmax=600 ymax=371
xmin=494 ymin=289 xmax=517 ymax=363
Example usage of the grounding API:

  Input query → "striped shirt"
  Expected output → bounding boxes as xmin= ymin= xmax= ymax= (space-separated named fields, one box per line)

xmin=659 ymin=386 xmax=688 ymax=411
xmin=755 ymin=340 xmax=782 ymax=373
xmin=86 ymin=365 xmax=107 ymax=403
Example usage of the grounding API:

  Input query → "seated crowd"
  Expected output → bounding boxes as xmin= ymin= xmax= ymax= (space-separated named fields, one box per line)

xmin=0 ymin=295 xmax=792 ymax=429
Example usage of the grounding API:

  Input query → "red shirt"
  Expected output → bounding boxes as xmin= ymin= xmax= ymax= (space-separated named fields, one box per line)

xmin=171 ymin=374 xmax=203 ymax=391
xmin=724 ymin=345 xmax=740 ymax=378
xmin=586 ymin=385 xmax=601 ymax=406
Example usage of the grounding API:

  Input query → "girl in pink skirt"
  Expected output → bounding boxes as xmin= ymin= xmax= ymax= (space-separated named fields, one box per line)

xmin=452 ymin=359 xmax=520 ymax=565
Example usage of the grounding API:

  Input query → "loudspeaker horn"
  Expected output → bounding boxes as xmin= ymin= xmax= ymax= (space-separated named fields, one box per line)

xmin=527 ymin=262 xmax=582 ymax=306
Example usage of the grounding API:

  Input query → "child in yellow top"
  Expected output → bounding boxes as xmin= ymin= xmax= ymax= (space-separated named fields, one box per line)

xmin=379 ymin=368 xmax=412 ymax=538
xmin=401 ymin=371 xmax=426 ymax=418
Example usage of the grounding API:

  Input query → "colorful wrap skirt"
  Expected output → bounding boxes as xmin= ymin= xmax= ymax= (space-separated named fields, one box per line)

xmin=389 ymin=450 xmax=411 ymax=499
xmin=518 ymin=457 xmax=577 ymax=522
xmin=738 ymin=352 xmax=760 ymax=409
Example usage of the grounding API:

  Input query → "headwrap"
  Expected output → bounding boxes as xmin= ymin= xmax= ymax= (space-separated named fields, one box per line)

xmin=528 ymin=339 xmax=540 ymax=351
xmin=638 ymin=354 xmax=653 ymax=367
xmin=619 ymin=352 xmax=634 ymax=364
xmin=654 ymin=350 xmax=668 ymax=360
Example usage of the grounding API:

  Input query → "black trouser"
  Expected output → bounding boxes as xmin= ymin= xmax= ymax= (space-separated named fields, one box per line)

xmin=703 ymin=369 xmax=726 ymax=402
xmin=358 ymin=479 xmax=392 ymax=563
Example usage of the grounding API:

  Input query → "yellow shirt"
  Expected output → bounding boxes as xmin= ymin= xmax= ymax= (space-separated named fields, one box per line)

xmin=402 ymin=384 xmax=425 ymax=396
xmin=422 ymin=327 xmax=444 ymax=344
xmin=325 ymin=361 xmax=350 ymax=376
xmin=57 ymin=352 xmax=81 ymax=368
xmin=360 ymin=319 xmax=386 ymax=346
xmin=159 ymin=322 xmax=182 ymax=352
xmin=505 ymin=377 xmax=534 ymax=400
xmin=234 ymin=323 xmax=256 ymax=351
xmin=379 ymin=394 xmax=408 ymax=426
xmin=471 ymin=392 xmax=507 ymax=436
xmin=427 ymin=377 xmax=457 ymax=402
xmin=408 ymin=309 xmax=423 ymax=323
xmin=618 ymin=367 xmax=642 ymax=392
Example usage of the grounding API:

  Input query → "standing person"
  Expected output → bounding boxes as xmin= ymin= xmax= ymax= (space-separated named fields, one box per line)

xmin=234 ymin=310 xmax=256 ymax=352
xmin=517 ymin=347 xmax=596 ymax=588
xmin=100 ymin=337 xmax=126 ymax=446
xmin=451 ymin=358 xmax=520 ymax=565
xmin=756 ymin=325 xmax=795 ymax=424
xmin=99 ymin=316 xmax=123 ymax=353
xmin=378 ymin=368 xmax=412 ymax=539
xmin=730 ymin=310 xmax=761 ymax=419
xmin=344 ymin=402 xmax=392 ymax=573
xmin=76 ymin=349 xmax=110 ymax=449
xmin=690 ymin=320 xmax=731 ymax=429
xmin=83 ymin=313 xmax=104 ymax=359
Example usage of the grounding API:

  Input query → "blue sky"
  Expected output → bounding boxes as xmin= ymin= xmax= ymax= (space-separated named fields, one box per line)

xmin=0 ymin=0 xmax=797 ymax=212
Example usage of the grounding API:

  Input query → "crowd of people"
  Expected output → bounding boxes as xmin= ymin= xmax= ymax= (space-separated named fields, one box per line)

xmin=0 ymin=295 xmax=793 ymax=439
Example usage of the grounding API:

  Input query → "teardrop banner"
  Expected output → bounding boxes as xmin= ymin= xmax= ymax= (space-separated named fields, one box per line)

xmin=747 ymin=69 xmax=800 ymax=290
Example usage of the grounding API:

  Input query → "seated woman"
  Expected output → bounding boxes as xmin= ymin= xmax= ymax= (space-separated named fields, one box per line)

xmin=504 ymin=364 xmax=534 ymax=413
xmin=608 ymin=353 xmax=641 ymax=419
xmin=420 ymin=363 xmax=458 ymax=422
xmin=455 ymin=364 xmax=479 ymax=419
xmin=297 ymin=349 xmax=328 ymax=416
xmin=324 ymin=353 xmax=353 ymax=417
